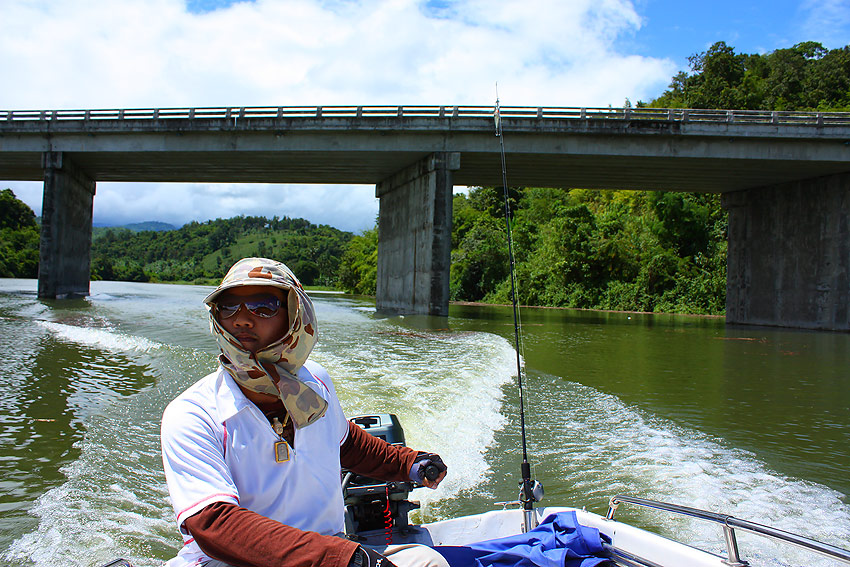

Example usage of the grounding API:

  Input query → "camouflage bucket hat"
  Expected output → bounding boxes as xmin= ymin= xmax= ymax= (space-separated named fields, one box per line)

xmin=203 ymin=257 xmax=295 ymax=305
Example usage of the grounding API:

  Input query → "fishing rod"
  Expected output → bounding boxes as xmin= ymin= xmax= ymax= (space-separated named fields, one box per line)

xmin=494 ymin=93 xmax=542 ymax=533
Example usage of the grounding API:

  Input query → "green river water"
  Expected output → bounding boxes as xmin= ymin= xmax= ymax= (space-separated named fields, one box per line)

xmin=0 ymin=279 xmax=847 ymax=566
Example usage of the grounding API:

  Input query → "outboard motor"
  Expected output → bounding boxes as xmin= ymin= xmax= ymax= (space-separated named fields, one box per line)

xmin=343 ymin=414 xmax=422 ymax=538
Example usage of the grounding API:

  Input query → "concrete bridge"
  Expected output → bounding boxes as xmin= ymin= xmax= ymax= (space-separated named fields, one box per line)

xmin=2 ymin=105 xmax=850 ymax=330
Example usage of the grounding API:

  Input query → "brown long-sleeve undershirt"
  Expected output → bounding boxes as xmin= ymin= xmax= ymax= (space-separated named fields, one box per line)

xmin=183 ymin=417 xmax=419 ymax=567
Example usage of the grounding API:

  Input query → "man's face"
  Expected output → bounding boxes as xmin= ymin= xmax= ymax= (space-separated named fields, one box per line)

xmin=215 ymin=285 xmax=290 ymax=354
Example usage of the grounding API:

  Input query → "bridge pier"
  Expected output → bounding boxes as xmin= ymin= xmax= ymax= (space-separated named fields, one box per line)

xmin=724 ymin=171 xmax=850 ymax=331
xmin=38 ymin=152 xmax=96 ymax=299
xmin=375 ymin=152 xmax=459 ymax=316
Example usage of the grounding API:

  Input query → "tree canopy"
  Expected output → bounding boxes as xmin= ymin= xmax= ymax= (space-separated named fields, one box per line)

xmin=0 ymin=189 xmax=40 ymax=278
xmin=649 ymin=41 xmax=850 ymax=111
xmin=90 ymin=215 xmax=352 ymax=285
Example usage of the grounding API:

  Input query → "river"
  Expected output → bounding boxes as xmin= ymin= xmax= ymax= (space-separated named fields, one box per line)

xmin=0 ymin=279 xmax=847 ymax=566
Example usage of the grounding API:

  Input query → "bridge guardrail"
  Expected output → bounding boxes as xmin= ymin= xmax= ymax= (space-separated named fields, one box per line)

xmin=3 ymin=105 xmax=850 ymax=126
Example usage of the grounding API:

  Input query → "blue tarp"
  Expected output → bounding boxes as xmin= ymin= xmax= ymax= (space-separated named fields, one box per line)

xmin=433 ymin=511 xmax=609 ymax=567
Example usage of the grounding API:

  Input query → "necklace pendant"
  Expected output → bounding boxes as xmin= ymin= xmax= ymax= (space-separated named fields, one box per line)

xmin=274 ymin=439 xmax=290 ymax=463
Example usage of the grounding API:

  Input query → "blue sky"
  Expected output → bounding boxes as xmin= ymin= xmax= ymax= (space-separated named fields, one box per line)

xmin=631 ymin=0 xmax=848 ymax=63
xmin=2 ymin=0 xmax=848 ymax=232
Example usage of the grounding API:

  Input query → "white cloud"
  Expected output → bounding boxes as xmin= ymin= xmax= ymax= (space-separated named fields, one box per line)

xmin=800 ymin=0 xmax=850 ymax=48
xmin=1 ymin=0 xmax=676 ymax=231
xmin=89 ymin=182 xmax=379 ymax=232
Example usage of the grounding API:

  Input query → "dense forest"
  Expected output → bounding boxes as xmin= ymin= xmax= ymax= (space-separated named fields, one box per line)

xmin=90 ymin=216 xmax=352 ymax=286
xmin=3 ymin=41 xmax=848 ymax=314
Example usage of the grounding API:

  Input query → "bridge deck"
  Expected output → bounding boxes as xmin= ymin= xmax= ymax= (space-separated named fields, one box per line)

xmin=2 ymin=105 xmax=850 ymax=192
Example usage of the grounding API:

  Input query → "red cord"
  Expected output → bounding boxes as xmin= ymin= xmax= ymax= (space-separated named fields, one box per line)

xmin=383 ymin=485 xmax=393 ymax=545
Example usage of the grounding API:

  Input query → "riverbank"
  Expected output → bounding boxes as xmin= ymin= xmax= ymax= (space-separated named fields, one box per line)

xmin=450 ymin=299 xmax=726 ymax=318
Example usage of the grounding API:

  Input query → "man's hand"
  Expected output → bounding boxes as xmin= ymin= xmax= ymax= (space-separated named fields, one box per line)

xmin=410 ymin=452 xmax=447 ymax=489
xmin=348 ymin=546 xmax=398 ymax=567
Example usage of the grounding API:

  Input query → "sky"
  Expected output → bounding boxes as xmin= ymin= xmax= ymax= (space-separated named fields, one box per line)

xmin=2 ymin=0 xmax=848 ymax=233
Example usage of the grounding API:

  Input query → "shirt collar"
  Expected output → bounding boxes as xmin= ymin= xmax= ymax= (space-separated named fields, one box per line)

xmin=215 ymin=367 xmax=257 ymax=423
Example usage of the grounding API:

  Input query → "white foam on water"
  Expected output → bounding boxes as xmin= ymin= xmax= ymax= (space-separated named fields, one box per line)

xmin=315 ymin=316 xmax=519 ymax=513
xmin=532 ymin=377 xmax=850 ymax=567
xmin=37 ymin=321 xmax=160 ymax=354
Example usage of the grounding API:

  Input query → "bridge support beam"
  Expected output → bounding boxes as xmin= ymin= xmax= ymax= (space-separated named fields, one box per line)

xmin=724 ymin=171 xmax=850 ymax=330
xmin=375 ymin=152 xmax=459 ymax=316
xmin=38 ymin=152 xmax=96 ymax=299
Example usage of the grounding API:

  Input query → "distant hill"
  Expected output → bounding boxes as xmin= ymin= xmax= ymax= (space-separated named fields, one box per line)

xmin=92 ymin=221 xmax=177 ymax=239
xmin=124 ymin=221 xmax=177 ymax=232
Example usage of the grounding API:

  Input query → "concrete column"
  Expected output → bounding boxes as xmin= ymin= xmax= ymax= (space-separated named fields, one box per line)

xmin=375 ymin=152 xmax=460 ymax=316
xmin=723 ymin=172 xmax=850 ymax=330
xmin=38 ymin=152 xmax=96 ymax=299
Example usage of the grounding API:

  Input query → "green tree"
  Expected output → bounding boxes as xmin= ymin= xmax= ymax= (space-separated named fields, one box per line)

xmin=0 ymin=189 xmax=40 ymax=278
xmin=648 ymin=192 xmax=714 ymax=258
xmin=450 ymin=216 xmax=509 ymax=301
xmin=687 ymin=41 xmax=748 ymax=108
xmin=0 ymin=189 xmax=38 ymax=230
xmin=337 ymin=228 xmax=378 ymax=295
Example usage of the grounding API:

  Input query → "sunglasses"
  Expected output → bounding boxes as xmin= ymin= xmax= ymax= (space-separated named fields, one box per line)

xmin=216 ymin=296 xmax=282 ymax=319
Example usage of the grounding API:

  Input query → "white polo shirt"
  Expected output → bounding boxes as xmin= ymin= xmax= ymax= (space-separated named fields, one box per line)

xmin=161 ymin=359 xmax=350 ymax=567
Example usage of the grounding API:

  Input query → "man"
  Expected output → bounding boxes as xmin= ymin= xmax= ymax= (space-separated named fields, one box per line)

xmin=161 ymin=258 xmax=448 ymax=567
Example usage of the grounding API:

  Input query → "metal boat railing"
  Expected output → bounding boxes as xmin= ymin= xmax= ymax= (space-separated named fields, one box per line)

xmin=3 ymin=105 xmax=850 ymax=126
xmin=606 ymin=494 xmax=850 ymax=566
